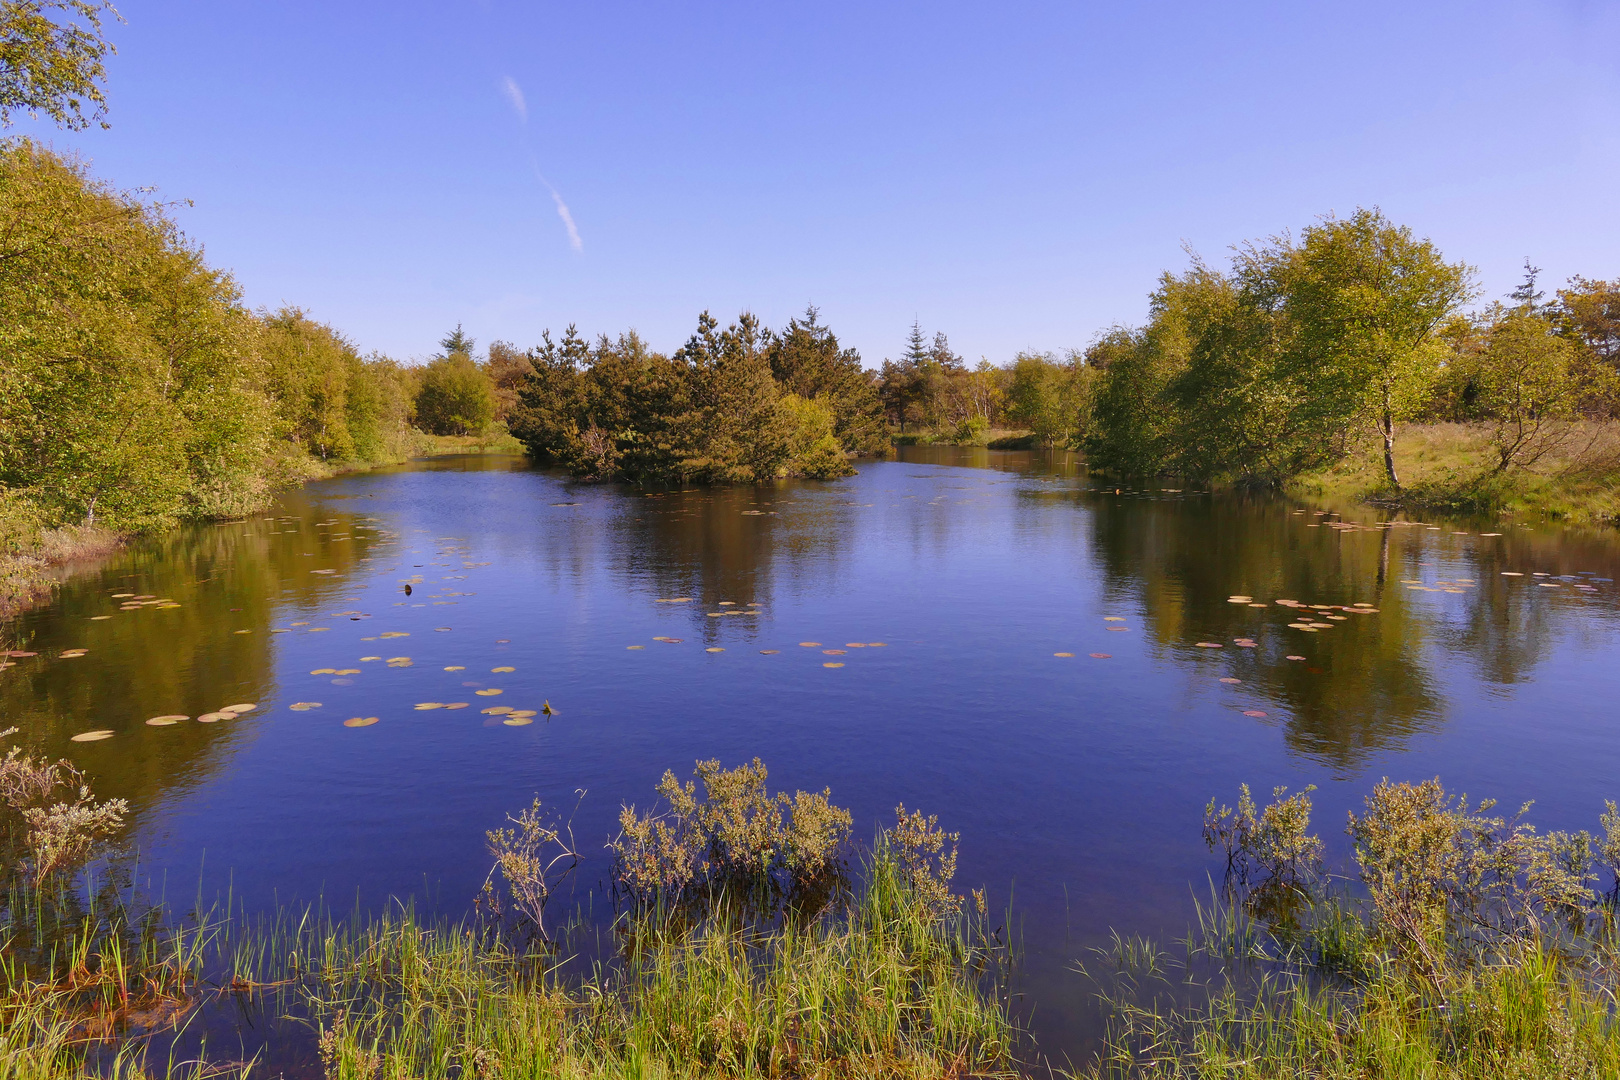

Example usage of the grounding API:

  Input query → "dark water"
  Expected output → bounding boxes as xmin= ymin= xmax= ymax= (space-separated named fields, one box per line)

xmin=6 ymin=447 xmax=1620 ymax=1061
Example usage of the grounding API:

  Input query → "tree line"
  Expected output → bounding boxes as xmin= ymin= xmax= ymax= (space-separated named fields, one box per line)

xmin=870 ymin=209 xmax=1620 ymax=493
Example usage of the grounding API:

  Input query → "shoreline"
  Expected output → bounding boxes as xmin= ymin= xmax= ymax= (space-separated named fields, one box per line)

xmin=0 ymin=433 xmax=525 ymax=621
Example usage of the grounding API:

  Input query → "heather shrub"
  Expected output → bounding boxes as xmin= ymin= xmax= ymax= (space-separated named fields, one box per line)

xmin=611 ymin=758 xmax=853 ymax=912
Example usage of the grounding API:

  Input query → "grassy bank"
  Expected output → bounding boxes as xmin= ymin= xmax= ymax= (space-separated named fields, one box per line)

xmin=1293 ymin=421 xmax=1620 ymax=525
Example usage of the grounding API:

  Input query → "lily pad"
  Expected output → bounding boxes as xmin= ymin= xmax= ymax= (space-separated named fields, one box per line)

xmin=481 ymin=706 xmax=513 ymax=715
xmin=311 ymin=668 xmax=337 ymax=675
xmin=491 ymin=666 xmax=515 ymax=673
xmin=705 ymin=647 xmax=725 ymax=653
xmin=1089 ymin=653 xmax=1111 ymax=659
xmin=288 ymin=703 xmax=322 ymax=711
xmin=502 ymin=716 xmax=534 ymax=726
xmin=475 ymin=689 xmax=503 ymax=696
xmin=146 ymin=716 xmax=186 ymax=726
xmin=444 ymin=702 xmax=469 ymax=710
xmin=799 ymin=642 xmax=822 ymax=647
xmin=760 ymin=649 xmax=780 ymax=654
xmin=196 ymin=712 xmax=231 ymax=723
xmin=822 ymin=662 xmax=845 ymax=668
xmin=221 ymin=703 xmax=257 ymax=713
xmin=343 ymin=716 xmax=380 ymax=728
xmin=415 ymin=703 xmax=445 ymax=710
xmin=1054 ymin=652 xmax=1074 ymax=658
xmin=1243 ymin=710 xmax=1269 ymax=718
xmin=71 ymin=730 xmax=116 ymax=742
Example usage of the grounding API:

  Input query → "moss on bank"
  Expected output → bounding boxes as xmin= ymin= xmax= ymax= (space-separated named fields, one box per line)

xmin=1292 ymin=422 xmax=1620 ymax=525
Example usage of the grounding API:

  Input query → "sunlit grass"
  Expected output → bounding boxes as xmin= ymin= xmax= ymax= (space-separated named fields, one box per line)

xmin=1295 ymin=421 xmax=1620 ymax=522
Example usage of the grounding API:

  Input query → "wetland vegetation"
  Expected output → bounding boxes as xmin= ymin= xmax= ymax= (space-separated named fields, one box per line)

xmin=1 ymin=749 xmax=1014 ymax=1080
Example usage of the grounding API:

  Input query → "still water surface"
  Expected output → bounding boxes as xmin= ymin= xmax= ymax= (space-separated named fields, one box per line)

xmin=7 ymin=448 xmax=1620 ymax=1059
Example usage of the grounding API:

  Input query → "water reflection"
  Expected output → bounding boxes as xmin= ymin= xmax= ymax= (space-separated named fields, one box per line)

xmin=4 ymin=448 xmax=1618 ymax=1065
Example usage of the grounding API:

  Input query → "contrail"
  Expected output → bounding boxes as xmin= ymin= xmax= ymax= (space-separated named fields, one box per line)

xmin=502 ymin=75 xmax=582 ymax=253
xmin=546 ymin=182 xmax=584 ymax=252
xmin=501 ymin=75 xmax=527 ymax=123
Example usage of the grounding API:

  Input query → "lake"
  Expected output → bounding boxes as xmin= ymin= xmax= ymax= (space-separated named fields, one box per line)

xmin=6 ymin=447 xmax=1619 ymax=1063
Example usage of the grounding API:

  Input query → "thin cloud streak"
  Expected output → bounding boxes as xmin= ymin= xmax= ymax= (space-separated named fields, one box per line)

xmin=548 ymin=185 xmax=584 ymax=252
xmin=501 ymin=75 xmax=527 ymax=123
xmin=529 ymin=154 xmax=583 ymax=253
xmin=503 ymin=76 xmax=583 ymax=254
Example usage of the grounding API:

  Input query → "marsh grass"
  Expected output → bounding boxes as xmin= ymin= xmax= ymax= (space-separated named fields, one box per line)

xmin=0 ymin=848 xmax=1014 ymax=1080
xmin=1077 ymin=779 xmax=1620 ymax=1080
xmin=1 ymin=759 xmax=1015 ymax=1079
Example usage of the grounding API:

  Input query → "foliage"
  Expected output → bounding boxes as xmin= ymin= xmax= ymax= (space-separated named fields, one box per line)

xmin=0 ymin=142 xmax=420 ymax=541
xmin=510 ymin=310 xmax=879 ymax=485
xmin=304 ymin=840 xmax=1010 ymax=1080
xmin=611 ymin=757 xmax=853 ymax=911
xmin=1088 ymin=211 xmax=1473 ymax=488
xmin=1466 ymin=310 xmax=1582 ymax=474
xmin=1262 ymin=208 xmax=1474 ymax=488
xmin=258 ymin=307 xmax=414 ymax=463
xmin=777 ymin=392 xmax=854 ymax=478
xmin=0 ymin=727 xmax=126 ymax=882
xmin=1087 ymin=262 xmax=1234 ymax=476
xmin=1004 ymin=350 xmax=1093 ymax=448
xmin=1202 ymin=783 xmax=1322 ymax=892
xmin=890 ymin=804 xmax=961 ymax=920
xmin=1555 ymin=276 xmax=1620 ymax=380
xmin=0 ymin=0 xmax=119 ymax=131
xmin=414 ymin=352 xmax=496 ymax=436
xmin=878 ymin=321 xmax=993 ymax=437
xmin=765 ymin=306 xmax=886 ymax=455
xmin=0 ymin=139 xmax=265 ymax=527
xmin=479 ymin=796 xmax=581 ymax=942
xmin=482 ymin=338 xmax=533 ymax=422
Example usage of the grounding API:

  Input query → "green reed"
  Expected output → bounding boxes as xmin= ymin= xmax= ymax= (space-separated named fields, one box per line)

xmin=1 ymin=844 xmax=1015 ymax=1080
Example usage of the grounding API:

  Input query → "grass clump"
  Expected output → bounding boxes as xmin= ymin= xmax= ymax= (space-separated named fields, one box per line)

xmin=311 ymin=840 xmax=1012 ymax=1080
xmin=1080 ymin=779 xmax=1620 ymax=1079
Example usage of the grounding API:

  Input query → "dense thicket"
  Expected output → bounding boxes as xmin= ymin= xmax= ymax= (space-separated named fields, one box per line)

xmin=0 ymin=140 xmax=418 ymax=533
xmin=509 ymin=308 xmax=884 ymax=484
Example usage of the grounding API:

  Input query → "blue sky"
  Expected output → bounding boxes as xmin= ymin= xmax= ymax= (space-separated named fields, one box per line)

xmin=27 ymin=1 xmax=1620 ymax=366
